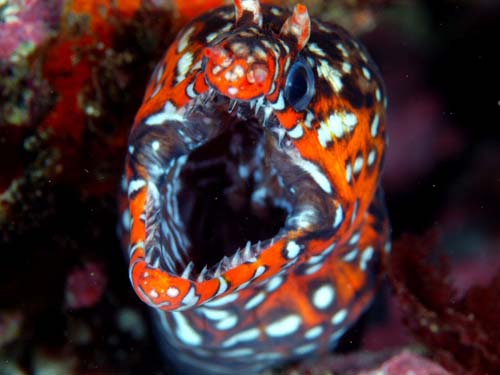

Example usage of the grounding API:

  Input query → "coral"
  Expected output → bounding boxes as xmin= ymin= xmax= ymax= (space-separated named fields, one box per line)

xmin=387 ymin=231 xmax=500 ymax=374
xmin=359 ymin=350 xmax=451 ymax=375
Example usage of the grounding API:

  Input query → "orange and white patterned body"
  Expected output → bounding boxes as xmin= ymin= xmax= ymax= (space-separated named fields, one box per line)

xmin=121 ymin=0 xmax=390 ymax=373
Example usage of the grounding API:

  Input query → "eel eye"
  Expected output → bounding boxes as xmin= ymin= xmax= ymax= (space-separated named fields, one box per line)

xmin=284 ymin=57 xmax=315 ymax=111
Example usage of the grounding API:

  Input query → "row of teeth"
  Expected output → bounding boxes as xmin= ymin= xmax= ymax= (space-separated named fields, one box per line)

xmin=176 ymin=92 xmax=282 ymax=282
xmin=178 ymin=238 xmax=275 ymax=282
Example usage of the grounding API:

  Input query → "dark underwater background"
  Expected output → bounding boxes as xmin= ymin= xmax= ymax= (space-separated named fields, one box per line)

xmin=1 ymin=1 xmax=499 ymax=374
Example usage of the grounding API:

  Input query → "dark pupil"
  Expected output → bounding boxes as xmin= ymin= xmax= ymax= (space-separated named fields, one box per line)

xmin=288 ymin=67 xmax=308 ymax=104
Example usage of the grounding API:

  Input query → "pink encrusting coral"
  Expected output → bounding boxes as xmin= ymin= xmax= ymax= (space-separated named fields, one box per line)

xmin=0 ymin=0 xmax=61 ymax=61
xmin=359 ymin=351 xmax=451 ymax=375
xmin=387 ymin=232 xmax=500 ymax=374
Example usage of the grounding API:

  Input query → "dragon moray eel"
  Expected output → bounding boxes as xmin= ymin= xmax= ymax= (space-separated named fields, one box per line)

xmin=121 ymin=0 xmax=390 ymax=373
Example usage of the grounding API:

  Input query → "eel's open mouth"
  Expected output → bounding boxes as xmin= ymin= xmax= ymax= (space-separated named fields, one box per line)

xmin=152 ymin=95 xmax=300 ymax=281
xmin=178 ymin=114 xmax=290 ymax=277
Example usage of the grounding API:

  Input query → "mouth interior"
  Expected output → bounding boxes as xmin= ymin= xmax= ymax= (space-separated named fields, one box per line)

xmin=177 ymin=114 xmax=288 ymax=274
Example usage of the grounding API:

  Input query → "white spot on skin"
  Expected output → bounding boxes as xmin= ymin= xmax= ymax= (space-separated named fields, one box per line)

xmin=270 ymin=7 xmax=283 ymax=16
xmin=319 ymin=111 xmax=358 ymax=143
xmin=307 ymin=43 xmax=326 ymax=57
xmin=304 ymin=263 xmax=323 ymax=275
xmin=253 ymin=265 xmax=266 ymax=279
xmin=220 ymin=348 xmax=254 ymax=357
xmin=233 ymin=64 xmax=244 ymax=78
xmin=317 ymin=122 xmax=332 ymax=148
xmin=128 ymin=179 xmax=146 ymax=197
xmin=336 ymin=43 xmax=349 ymax=58
xmin=333 ymin=204 xmax=343 ymax=228
xmin=149 ymin=83 xmax=162 ymax=99
xmin=286 ymin=241 xmax=301 ymax=259
xmin=228 ymin=86 xmax=238 ymax=96
xmin=287 ymin=123 xmax=304 ymax=139
xmin=346 ymin=162 xmax=352 ymax=183
xmin=181 ymin=286 xmax=199 ymax=307
xmin=167 ymin=286 xmax=180 ymax=298
xmin=175 ymin=52 xmax=193 ymax=84
xmin=205 ymin=292 xmax=239 ymax=307
xmin=294 ymin=343 xmax=317 ymax=355
xmin=265 ymin=315 xmax=302 ymax=337
xmin=155 ymin=64 xmax=164 ymax=84
xmin=199 ymin=308 xmax=230 ymax=320
xmin=343 ymin=249 xmax=358 ymax=262
xmin=304 ymin=111 xmax=314 ymax=128
xmin=222 ymin=328 xmax=259 ymax=347
xmin=385 ymin=241 xmax=392 ymax=253
xmin=238 ymin=164 xmax=249 ymax=178
xmin=255 ymin=352 xmax=282 ymax=360
xmin=177 ymin=26 xmax=195 ymax=53
xmin=128 ymin=241 xmax=143 ymax=257
xmin=331 ymin=309 xmax=348 ymax=325
xmin=360 ymin=246 xmax=374 ymax=271
xmin=145 ymin=101 xmax=184 ymax=125
xmin=292 ymin=156 xmax=332 ymax=194
xmin=245 ymin=292 xmax=266 ymax=310
xmin=307 ymin=254 xmax=324 ymax=265
xmin=206 ymin=32 xmax=218 ymax=43
xmin=284 ymin=56 xmax=291 ymax=73
xmin=312 ymin=285 xmax=335 ymax=310
xmin=266 ymin=275 xmax=284 ymax=292
xmin=362 ymin=67 xmax=371 ymax=80
xmin=304 ymin=326 xmax=324 ymax=340
xmin=271 ymin=91 xmax=285 ymax=110
xmin=122 ymin=209 xmax=131 ymax=231
xmin=330 ymin=327 xmax=347 ymax=344
xmin=317 ymin=59 xmax=343 ymax=92
xmin=307 ymin=57 xmax=315 ymax=68
xmin=172 ymin=311 xmax=202 ymax=345
xmin=367 ymin=149 xmax=376 ymax=166
xmin=186 ymin=81 xmax=196 ymax=98
xmin=352 ymin=200 xmax=359 ymax=224
xmin=151 ymin=140 xmax=160 ymax=151
xmin=322 ymin=242 xmax=336 ymax=256
xmin=216 ymin=277 xmax=229 ymax=296
xmin=206 ymin=23 xmax=232 ymax=43
xmin=349 ymin=232 xmax=360 ymax=245
xmin=342 ymin=62 xmax=351 ymax=73
xmin=215 ymin=314 xmax=238 ymax=330
xmin=149 ymin=289 xmax=159 ymax=299
xmin=371 ymin=113 xmax=380 ymax=137
xmin=353 ymin=155 xmax=364 ymax=175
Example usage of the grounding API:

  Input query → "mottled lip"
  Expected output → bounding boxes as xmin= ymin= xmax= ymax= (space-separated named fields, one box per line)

xmin=157 ymin=91 xmax=294 ymax=281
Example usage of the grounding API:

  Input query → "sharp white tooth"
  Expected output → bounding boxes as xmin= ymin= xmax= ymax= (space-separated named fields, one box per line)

xmin=229 ymin=100 xmax=237 ymax=113
xmin=151 ymin=256 xmax=160 ymax=269
xmin=255 ymin=97 xmax=264 ymax=115
xmin=181 ymin=261 xmax=194 ymax=279
xmin=213 ymin=262 xmax=224 ymax=278
xmin=264 ymin=106 xmax=273 ymax=123
xmin=231 ymin=249 xmax=242 ymax=267
xmin=197 ymin=265 xmax=208 ymax=282
xmin=242 ymin=241 xmax=252 ymax=260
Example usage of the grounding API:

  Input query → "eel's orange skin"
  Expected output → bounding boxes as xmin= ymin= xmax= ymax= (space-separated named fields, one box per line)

xmin=121 ymin=1 xmax=390 ymax=373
